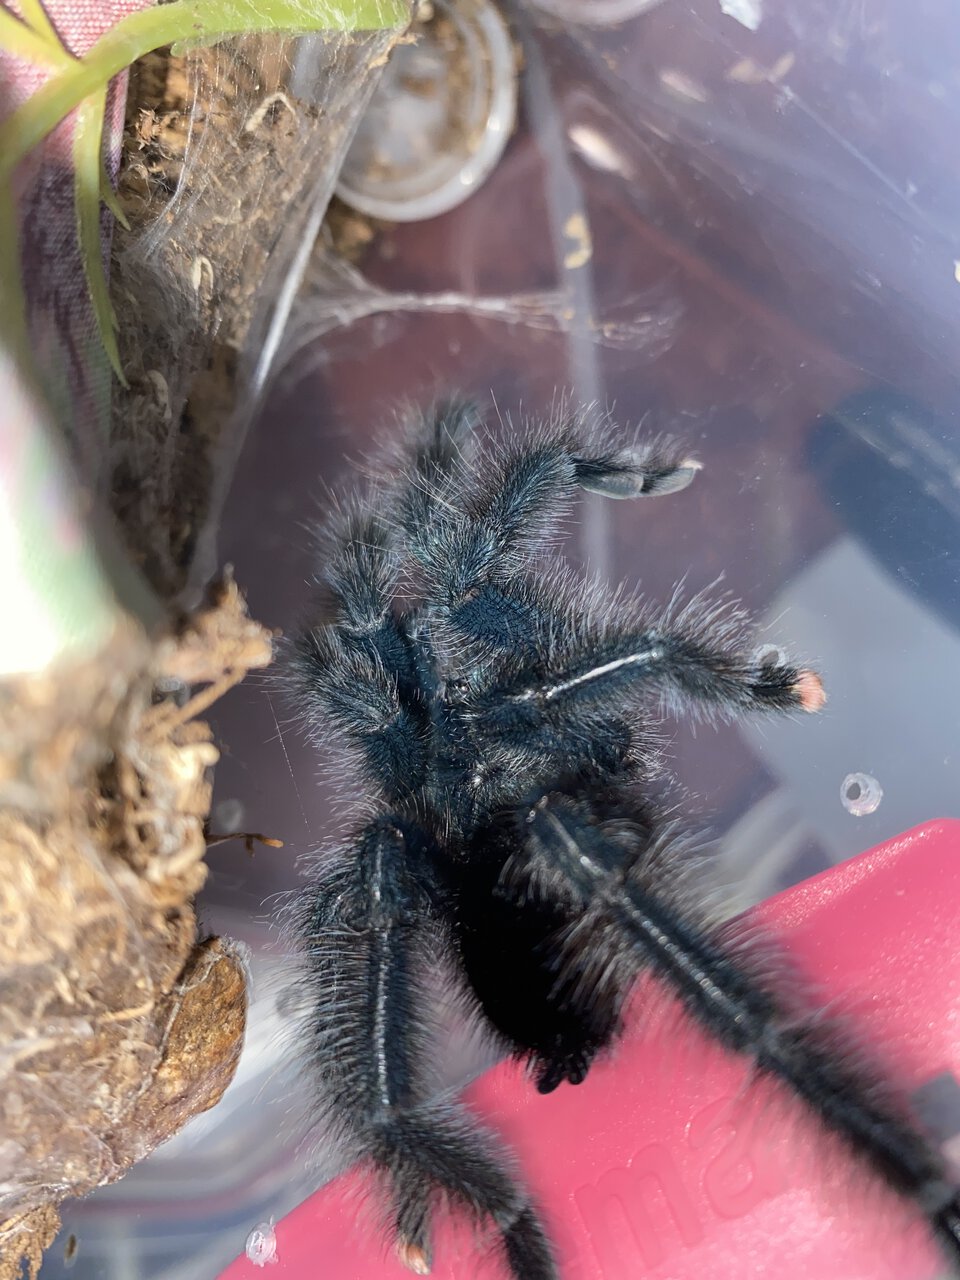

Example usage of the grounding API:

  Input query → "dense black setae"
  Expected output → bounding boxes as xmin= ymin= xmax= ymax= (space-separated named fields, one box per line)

xmin=288 ymin=400 xmax=959 ymax=1278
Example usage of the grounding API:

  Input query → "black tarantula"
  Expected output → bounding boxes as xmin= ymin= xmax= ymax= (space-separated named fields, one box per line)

xmin=290 ymin=401 xmax=960 ymax=1278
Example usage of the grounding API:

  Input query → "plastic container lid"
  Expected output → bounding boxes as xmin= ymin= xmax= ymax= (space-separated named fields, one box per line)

xmin=529 ymin=0 xmax=667 ymax=26
xmin=335 ymin=0 xmax=518 ymax=224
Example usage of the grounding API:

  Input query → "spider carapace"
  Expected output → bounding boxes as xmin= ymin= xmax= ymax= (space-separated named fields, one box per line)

xmin=289 ymin=401 xmax=960 ymax=1278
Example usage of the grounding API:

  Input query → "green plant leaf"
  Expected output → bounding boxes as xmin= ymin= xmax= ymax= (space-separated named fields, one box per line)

xmin=0 ymin=6 xmax=72 ymax=66
xmin=74 ymin=88 xmax=127 ymax=386
xmin=15 ymin=0 xmax=61 ymax=42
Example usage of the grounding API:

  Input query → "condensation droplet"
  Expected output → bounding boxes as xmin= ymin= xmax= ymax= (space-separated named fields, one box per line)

xmin=246 ymin=1221 xmax=278 ymax=1267
xmin=214 ymin=797 xmax=245 ymax=831
xmin=841 ymin=772 xmax=883 ymax=817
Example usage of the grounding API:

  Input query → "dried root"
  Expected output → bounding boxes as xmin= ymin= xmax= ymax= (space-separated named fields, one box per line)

xmin=0 ymin=575 xmax=272 ymax=1277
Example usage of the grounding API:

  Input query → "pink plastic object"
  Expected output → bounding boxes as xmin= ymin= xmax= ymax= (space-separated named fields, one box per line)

xmin=220 ymin=820 xmax=960 ymax=1279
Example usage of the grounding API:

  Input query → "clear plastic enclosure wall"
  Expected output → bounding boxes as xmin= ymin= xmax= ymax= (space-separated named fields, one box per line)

xmin=44 ymin=1 xmax=960 ymax=1277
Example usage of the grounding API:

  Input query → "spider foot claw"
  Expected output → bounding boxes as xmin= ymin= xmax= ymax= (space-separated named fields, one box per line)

xmin=535 ymin=1048 xmax=594 ymax=1093
xmin=794 ymin=669 xmax=827 ymax=712
xmin=397 ymin=1238 xmax=432 ymax=1275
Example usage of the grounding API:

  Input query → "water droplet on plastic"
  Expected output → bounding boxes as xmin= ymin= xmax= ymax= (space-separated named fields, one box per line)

xmin=246 ymin=1221 xmax=278 ymax=1267
xmin=214 ymin=798 xmax=245 ymax=830
xmin=64 ymin=1234 xmax=79 ymax=1268
xmin=841 ymin=772 xmax=883 ymax=817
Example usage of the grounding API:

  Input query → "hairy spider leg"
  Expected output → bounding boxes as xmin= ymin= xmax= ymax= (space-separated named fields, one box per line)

xmin=401 ymin=420 xmax=701 ymax=611
xmin=293 ymin=397 xmax=488 ymax=801
xmin=445 ymin=567 xmax=827 ymax=838
xmin=489 ymin=792 xmax=960 ymax=1270
xmin=294 ymin=409 xmax=562 ymax=1277
xmin=471 ymin=592 xmax=826 ymax=733
xmin=299 ymin=818 xmax=557 ymax=1279
xmin=292 ymin=493 xmax=433 ymax=806
xmin=394 ymin=396 xmax=485 ymax=537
